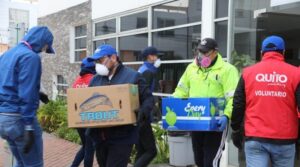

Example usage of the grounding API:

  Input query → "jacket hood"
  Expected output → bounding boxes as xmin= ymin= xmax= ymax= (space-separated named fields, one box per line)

xmin=22 ymin=26 xmax=54 ymax=54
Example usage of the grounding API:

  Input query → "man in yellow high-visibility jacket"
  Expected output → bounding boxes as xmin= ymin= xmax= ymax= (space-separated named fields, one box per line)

xmin=173 ymin=38 xmax=239 ymax=167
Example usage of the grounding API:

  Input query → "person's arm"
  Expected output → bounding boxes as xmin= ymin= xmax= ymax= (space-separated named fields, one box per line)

xmin=141 ymin=70 xmax=156 ymax=92
xmin=136 ymin=74 xmax=154 ymax=122
xmin=230 ymin=76 xmax=246 ymax=149
xmin=221 ymin=66 xmax=240 ymax=119
xmin=141 ymin=70 xmax=154 ymax=86
xmin=231 ymin=77 xmax=246 ymax=131
xmin=18 ymin=54 xmax=41 ymax=125
xmin=18 ymin=53 xmax=41 ymax=153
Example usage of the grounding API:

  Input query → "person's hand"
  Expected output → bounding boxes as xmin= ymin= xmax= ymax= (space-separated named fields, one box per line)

xmin=232 ymin=129 xmax=243 ymax=149
xmin=217 ymin=115 xmax=228 ymax=131
xmin=23 ymin=125 xmax=35 ymax=154
xmin=39 ymin=92 xmax=49 ymax=104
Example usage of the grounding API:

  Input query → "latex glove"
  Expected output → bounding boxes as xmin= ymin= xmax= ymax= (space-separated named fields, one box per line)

xmin=39 ymin=92 xmax=49 ymax=104
xmin=231 ymin=129 xmax=243 ymax=149
xmin=23 ymin=125 xmax=35 ymax=154
xmin=217 ymin=115 xmax=228 ymax=131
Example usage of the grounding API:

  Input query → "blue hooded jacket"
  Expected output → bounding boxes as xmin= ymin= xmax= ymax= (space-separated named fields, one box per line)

xmin=0 ymin=26 xmax=54 ymax=125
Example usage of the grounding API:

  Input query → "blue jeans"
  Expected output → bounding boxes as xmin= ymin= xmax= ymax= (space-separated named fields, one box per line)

xmin=245 ymin=140 xmax=295 ymax=167
xmin=0 ymin=115 xmax=43 ymax=167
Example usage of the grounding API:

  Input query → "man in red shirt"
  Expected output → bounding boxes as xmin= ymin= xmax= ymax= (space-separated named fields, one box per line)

xmin=70 ymin=57 xmax=96 ymax=167
xmin=231 ymin=35 xmax=300 ymax=167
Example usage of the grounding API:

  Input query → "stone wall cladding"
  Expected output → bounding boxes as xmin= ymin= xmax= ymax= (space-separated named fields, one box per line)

xmin=38 ymin=0 xmax=92 ymax=99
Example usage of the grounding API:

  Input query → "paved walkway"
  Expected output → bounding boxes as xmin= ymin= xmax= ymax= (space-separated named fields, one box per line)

xmin=0 ymin=133 xmax=173 ymax=167
xmin=0 ymin=133 xmax=96 ymax=167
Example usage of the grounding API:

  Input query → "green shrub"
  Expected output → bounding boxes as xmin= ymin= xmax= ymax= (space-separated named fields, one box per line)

xmin=38 ymin=100 xmax=67 ymax=132
xmin=55 ymin=122 xmax=81 ymax=144
xmin=38 ymin=100 xmax=80 ymax=143
xmin=151 ymin=123 xmax=169 ymax=164
xmin=231 ymin=50 xmax=256 ymax=72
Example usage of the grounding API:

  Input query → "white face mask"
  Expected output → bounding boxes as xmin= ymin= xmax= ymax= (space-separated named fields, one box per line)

xmin=154 ymin=58 xmax=161 ymax=68
xmin=95 ymin=63 xmax=109 ymax=76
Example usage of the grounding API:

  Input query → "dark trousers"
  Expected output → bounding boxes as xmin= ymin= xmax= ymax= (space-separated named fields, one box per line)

xmin=191 ymin=131 xmax=226 ymax=167
xmin=71 ymin=128 xmax=95 ymax=167
xmin=96 ymin=142 xmax=133 ymax=167
xmin=134 ymin=122 xmax=157 ymax=167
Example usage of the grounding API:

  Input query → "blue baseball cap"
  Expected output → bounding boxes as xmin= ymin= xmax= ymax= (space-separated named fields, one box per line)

xmin=142 ymin=46 xmax=159 ymax=58
xmin=87 ymin=44 xmax=117 ymax=62
xmin=262 ymin=35 xmax=285 ymax=52
xmin=81 ymin=57 xmax=95 ymax=68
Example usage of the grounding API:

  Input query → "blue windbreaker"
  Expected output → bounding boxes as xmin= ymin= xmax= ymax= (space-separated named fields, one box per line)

xmin=0 ymin=26 xmax=54 ymax=125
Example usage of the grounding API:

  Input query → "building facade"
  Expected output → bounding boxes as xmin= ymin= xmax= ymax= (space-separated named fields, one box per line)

xmin=38 ymin=0 xmax=300 ymax=166
xmin=38 ymin=0 xmax=92 ymax=99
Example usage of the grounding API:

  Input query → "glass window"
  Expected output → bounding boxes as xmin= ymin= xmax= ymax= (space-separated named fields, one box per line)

xmin=75 ymin=38 xmax=86 ymax=49
xmin=153 ymin=0 xmax=202 ymax=29
xmin=95 ymin=19 xmax=116 ymax=36
xmin=75 ymin=50 xmax=87 ymax=62
xmin=94 ymin=38 xmax=116 ymax=51
xmin=126 ymin=63 xmax=189 ymax=94
xmin=215 ymin=21 xmax=228 ymax=58
xmin=74 ymin=25 xmax=87 ymax=62
xmin=216 ymin=0 xmax=229 ymax=18
xmin=57 ymin=75 xmax=67 ymax=84
xmin=119 ymin=34 xmax=148 ymax=62
xmin=75 ymin=25 xmax=87 ymax=37
xmin=152 ymin=25 xmax=201 ymax=60
xmin=56 ymin=75 xmax=68 ymax=99
xmin=121 ymin=11 xmax=148 ymax=31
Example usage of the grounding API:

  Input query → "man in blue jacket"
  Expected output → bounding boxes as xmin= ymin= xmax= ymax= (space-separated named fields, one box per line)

xmin=87 ymin=44 xmax=154 ymax=167
xmin=0 ymin=26 xmax=55 ymax=167
xmin=134 ymin=46 xmax=160 ymax=167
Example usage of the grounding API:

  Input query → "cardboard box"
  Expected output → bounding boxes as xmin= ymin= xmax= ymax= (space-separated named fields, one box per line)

xmin=162 ymin=98 xmax=225 ymax=131
xmin=67 ymin=84 xmax=139 ymax=128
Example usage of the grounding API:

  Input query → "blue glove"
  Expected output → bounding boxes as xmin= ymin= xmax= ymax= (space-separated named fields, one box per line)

xmin=217 ymin=115 xmax=228 ymax=131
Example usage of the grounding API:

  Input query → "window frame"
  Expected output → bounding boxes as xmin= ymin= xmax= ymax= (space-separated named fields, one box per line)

xmin=70 ymin=24 xmax=87 ymax=63
xmin=91 ymin=0 xmax=231 ymax=96
xmin=52 ymin=75 xmax=69 ymax=100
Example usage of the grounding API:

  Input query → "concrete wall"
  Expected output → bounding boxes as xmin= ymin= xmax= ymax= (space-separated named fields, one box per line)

xmin=38 ymin=1 xmax=92 ymax=99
